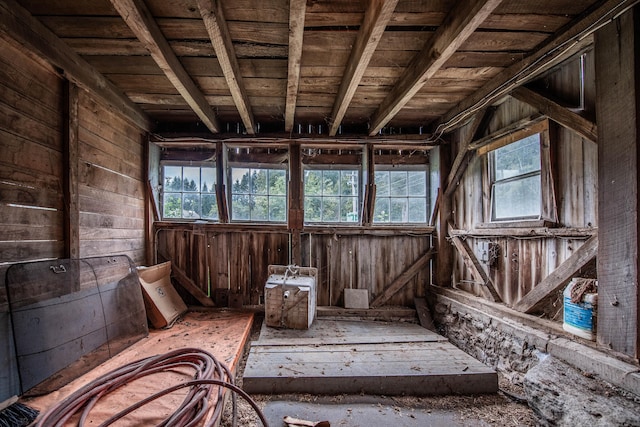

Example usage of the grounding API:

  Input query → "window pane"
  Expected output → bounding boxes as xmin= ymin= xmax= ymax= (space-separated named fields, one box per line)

xmin=390 ymin=172 xmax=407 ymax=196
xmin=408 ymin=198 xmax=427 ymax=222
xmin=201 ymin=168 xmax=216 ymax=193
xmin=269 ymin=196 xmax=287 ymax=221
xmin=251 ymin=170 xmax=268 ymax=195
xmin=375 ymin=172 xmax=390 ymax=196
xmin=183 ymin=167 xmax=200 ymax=192
xmin=305 ymin=196 xmax=322 ymax=221
xmin=322 ymin=196 xmax=340 ymax=222
xmin=183 ymin=194 xmax=200 ymax=218
xmin=164 ymin=166 xmax=182 ymax=191
xmin=374 ymin=198 xmax=390 ymax=222
xmin=269 ymin=170 xmax=286 ymax=195
xmin=231 ymin=194 xmax=250 ymax=220
xmin=305 ymin=170 xmax=322 ymax=196
xmin=341 ymin=197 xmax=359 ymax=222
xmin=493 ymin=174 xmax=541 ymax=220
xmin=390 ymin=198 xmax=407 ymax=222
xmin=163 ymin=193 xmax=181 ymax=218
xmin=202 ymin=194 xmax=218 ymax=220
xmin=408 ymin=171 xmax=426 ymax=196
xmin=323 ymin=171 xmax=340 ymax=195
xmin=340 ymin=171 xmax=358 ymax=196
xmin=494 ymin=134 xmax=540 ymax=179
xmin=252 ymin=195 xmax=269 ymax=220
xmin=232 ymin=168 xmax=251 ymax=194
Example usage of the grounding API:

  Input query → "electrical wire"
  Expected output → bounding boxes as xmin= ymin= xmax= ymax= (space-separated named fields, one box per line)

xmin=36 ymin=348 xmax=267 ymax=427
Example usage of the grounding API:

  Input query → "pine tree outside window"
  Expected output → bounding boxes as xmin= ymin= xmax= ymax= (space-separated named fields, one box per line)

xmin=161 ymin=165 xmax=218 ymax=220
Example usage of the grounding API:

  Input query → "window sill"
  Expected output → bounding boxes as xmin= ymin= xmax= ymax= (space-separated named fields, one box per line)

xmin=476 ymin=220 xmax=556 ymax=229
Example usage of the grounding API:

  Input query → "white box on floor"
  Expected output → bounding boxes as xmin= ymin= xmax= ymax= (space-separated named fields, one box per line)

xmin=344 ymin=288 xmax=369 ymax=309
xmin=265 ymin=265 xmax=317 ymax=329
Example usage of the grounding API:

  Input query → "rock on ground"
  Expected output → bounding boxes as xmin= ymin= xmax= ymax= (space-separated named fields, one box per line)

xmin=524 ymin=355 xmax=640 ymax=426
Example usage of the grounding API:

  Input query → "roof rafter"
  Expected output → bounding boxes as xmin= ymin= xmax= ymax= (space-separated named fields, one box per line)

xmin=284 ymin=0 xmax=306 ymax=133
xmin=109 ymin=0 xmax=220 ymax=133
xmin=197 ymin=0 xmax=256 ymax=135
xmin=328 ymin=0 xmax=399 ymax=137
xmin=436 ymin=0 xmax=637 ymax=135
xmin=368 ymin=0 xmax=503 ymax=137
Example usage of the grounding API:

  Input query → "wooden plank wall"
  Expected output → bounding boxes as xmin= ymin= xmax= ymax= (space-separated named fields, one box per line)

xmin=77 ymin=90 xmax=146 ymax=263
xmin=157 ymin=228 xmax=432 ymax=307
xmin=449 ymin=52 xmax=598 ymax=309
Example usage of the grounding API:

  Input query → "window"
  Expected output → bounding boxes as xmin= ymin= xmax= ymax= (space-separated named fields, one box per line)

xmin=489 ymin=134 xmax=541 ymax=221
xmin=230 ymin=167 xmax=287 ymax=222
xmin=373 ymin=169 xmax=428 ymax=223
xmin=304 ymin=169 xmax=360 ymax=223
xmin=162 ymin=165 xmax=218 ymax=220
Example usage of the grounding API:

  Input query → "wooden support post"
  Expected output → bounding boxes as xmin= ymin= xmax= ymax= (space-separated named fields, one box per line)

xmin=435 ymin=145 xmax=453 ymax=287
xmin=63 ymin=81 xmax=80 ymax=259
xmin=595 ymin=7 xmax=640 ymax=358
xmin=289 ymin=143 xmax=303 ymax=265
xmin=514 ymin=235 xmax=598 ymax=314
xmin=370 ymin=248 xmax=435 ymax=307
xmin=448 ymin=224 xmax=501 ymax=302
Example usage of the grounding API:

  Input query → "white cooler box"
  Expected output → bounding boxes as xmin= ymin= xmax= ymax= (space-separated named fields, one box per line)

xmin=265 ymin=265 xmax=317 ymax=329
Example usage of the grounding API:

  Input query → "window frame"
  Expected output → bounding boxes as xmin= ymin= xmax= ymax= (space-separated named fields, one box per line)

xmin=227 ymin=163 xmax=289 ymax=223
xmin=480 ymin=118 xmax=557 ymax=227
xmin=160 ymin=161 xmax=218 ymax=221
xmin=302 ymin=164 xmax=362 ymax=225
xmin=372 ymin=164 xmax=430 ymax=225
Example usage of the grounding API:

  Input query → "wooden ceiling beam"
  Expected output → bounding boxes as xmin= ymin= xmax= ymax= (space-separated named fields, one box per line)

xmin=109 ymin=0 xmax=220 ymax=133
xmin=368 ymin=0 xmax=503 ymax=137
xmin=197 ymin=0 xmax=256 ymax=135
xmin=0 ymin=0 xmax=151 ymax=131
xmin=437 ymin=0 xmax=637 ymax=135
xmin=285 ymin=0 xmax=306 ymax=132
xmin=511 ymin=86 xmax=597 ymax=143
xmin=328 ymin=0 xmax=399 ymax=136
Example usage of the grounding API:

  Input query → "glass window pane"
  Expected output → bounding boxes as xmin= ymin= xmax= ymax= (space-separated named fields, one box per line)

xmin=201 ymin=168 xmax=216 ymax=193
xmin=269 ymin=196 xmax=287 ymax=221
xmin=373 ymin=198 xmax=390 ymax=223
xmin=340 ymin=171 xmax=358 ymax=196
xmin=323 ymin=171 xmax=340 ymax=196
xmin=305 ymin=196 xmax=322 ymax=222
xmin=251 ymin=170 xmax=268 ymax=195
xmin=493 ymin=174 xmax=541 ymax=219
xmin=269 ymin=170 xmax=286 ymax=195
xmin=202 ymin=194 xmax=218 ymax=220
xmin=494 ymin=134 xmax=541 ymax=180
xmin=183 ymin=167 xmax=200 ymax=192
xmin=408 ymin=198 xmax=427 ymax=222
xmin=341 ymin=197 xmax=359 ymax=222
xmin=305 ymin=170 xmax=322 ymax=196
xmin=164 ymin=166 xmax=182 ymax=191
xmin=231 ymin=168 xmax=251 ymax=194
xmin=322 ymin=196 xmax=340 ymax=222
xmin=390 ymin=172 xmax=408 ymax=196
xmin=390 ymin=198 xmax=408 ymax=222
xmin=182 ymin=194 xmax=200 ymax=218
xmin=163 ymin=193 xmax=181 ymax=218
xmin=231 ymin=194 xmax=250 ymax=220
xmin=408 ymin=171 xmax=426 ymax=196
xmin=251 ymin=195 xmax=269 ymax=220
xmin=375 ymin=171 xmax=390 ymax=196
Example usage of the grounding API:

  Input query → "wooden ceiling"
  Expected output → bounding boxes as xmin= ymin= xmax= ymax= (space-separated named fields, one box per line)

xmin=11 ymin=0 xmax=633 ymax=140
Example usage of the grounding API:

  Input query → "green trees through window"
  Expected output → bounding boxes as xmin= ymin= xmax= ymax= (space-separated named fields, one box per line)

xmin=162 ymin=166 xmax=218 ymax=220
xmin=230 ymin=168 xmax=287 ymax=222
xmin=304 ymin=169 xmax=359 ymax=223
xmin=373 ymin=170 xmax=428 ymax=223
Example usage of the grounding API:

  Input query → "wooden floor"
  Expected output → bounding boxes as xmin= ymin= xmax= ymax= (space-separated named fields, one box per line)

xmin=243 ymin=319 xmax=497 ymax=396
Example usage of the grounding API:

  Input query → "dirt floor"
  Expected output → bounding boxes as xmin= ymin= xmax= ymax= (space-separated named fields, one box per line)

xmin=220 ymin=318 xmax=536 ymax=427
